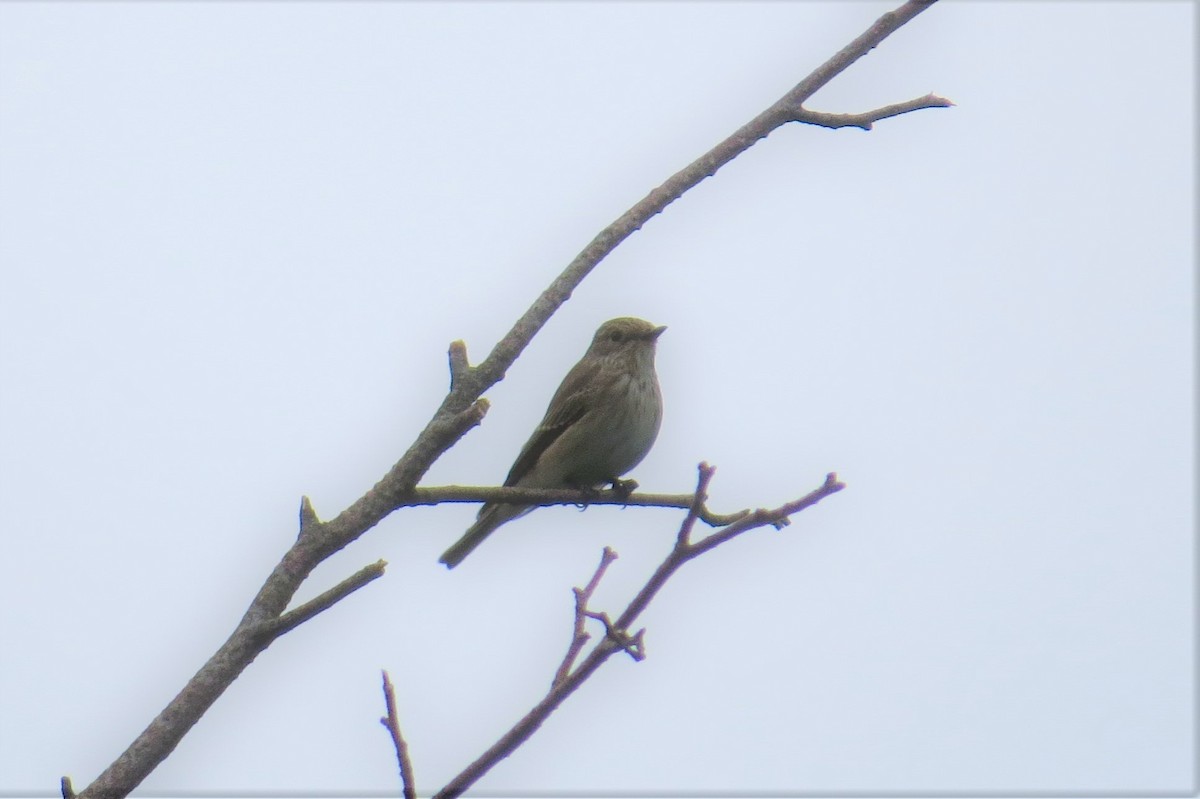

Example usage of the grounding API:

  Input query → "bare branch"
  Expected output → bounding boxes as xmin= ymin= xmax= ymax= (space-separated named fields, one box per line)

xmin=394 ymin=484 xmax=749 ymax=526
xmin=74 ymin=2 xmax=933 ymax=794
xmin=553 ymin=547 xmax=619 ymax=687
xmin=380 ymin=671 xmax=417 ymax=799
xmin=443 ymin=0 xmax=948 ymax=411
xmin=793 ymin=93 xmax=955 ymax=130
xmin=435 ymin=468 xmax=844 ymax=798
xmin=676 ymin=462 xmax=716 ymax=547
xmin=613 ymin=472 xmax=846 ymax=633
xmin=686 ymin=472 xmax=846 ymax=560
xmin=263 ymin=560 xmax=388 ymax=640
xmin=60 ymin=776 xmax=75 ymax=799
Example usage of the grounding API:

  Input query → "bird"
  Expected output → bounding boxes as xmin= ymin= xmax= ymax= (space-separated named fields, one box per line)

xmin=439 ymin=316 xmax=666 ymax=568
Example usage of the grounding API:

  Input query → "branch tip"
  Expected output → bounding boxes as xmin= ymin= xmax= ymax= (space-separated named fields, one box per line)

xmin=299 ymin=495 xmax=320 ymax=533
xmin=448 ymin=340 xmax=470 ymax=390
xmin=60 ymin=776 xmax=75 ymax=799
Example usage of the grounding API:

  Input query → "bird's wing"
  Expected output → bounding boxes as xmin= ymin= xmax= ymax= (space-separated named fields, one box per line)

xmin=502 ymin=357 xmax=600 ymax=486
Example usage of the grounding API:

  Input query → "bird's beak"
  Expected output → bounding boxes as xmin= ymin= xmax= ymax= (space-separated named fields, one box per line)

xmin=649 ymin=325 xmax=667 ymax=340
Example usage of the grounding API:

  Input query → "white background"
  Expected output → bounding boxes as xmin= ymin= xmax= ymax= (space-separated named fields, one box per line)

xmin=1 ymin=1 xmax=1193 ymax=795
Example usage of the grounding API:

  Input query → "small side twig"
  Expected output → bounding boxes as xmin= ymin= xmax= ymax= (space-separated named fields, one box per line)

xmin=790 ymin=93 xmax=954 ymax=130
xmin=60 ymin=776 xmax=75 ymax=799
xmin=260 ymin=560 xmax=387 ymax=640
xmin=380 ymin=670 xmax=416 ymax=799
xmin=676 ymin=462 xmax=716 ymax=547
xmin=553 ymin=547 xmax=619 ymax=687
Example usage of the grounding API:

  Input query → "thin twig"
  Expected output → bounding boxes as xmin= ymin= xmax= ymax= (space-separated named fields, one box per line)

xmin=553 ymin=547 xmax=619 ymax=687
xmin=380 ymin=670 xmax=417 ymax=799
xmin=263 ymin=560 xmax=388 ymax=640
xmin=792 ymin=93 xmax=954 ymax=130
xmin=614 ymin=471 xmax=846 ymax=634
xmin=676 ymin=463 xmax=715 ymax=547
xmin=686 ymin=472 xmax=845 ymax=560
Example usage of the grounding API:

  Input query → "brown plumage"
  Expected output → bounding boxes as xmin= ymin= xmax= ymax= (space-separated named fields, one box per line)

xmin=439 ymin=317 xmax=666 ymax=568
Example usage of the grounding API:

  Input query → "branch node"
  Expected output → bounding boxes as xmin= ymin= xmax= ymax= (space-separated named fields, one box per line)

xmin=627 ymin=628 xmax=647 ymax=662
xmin=585 ymin=610 xmax=646 ymax=662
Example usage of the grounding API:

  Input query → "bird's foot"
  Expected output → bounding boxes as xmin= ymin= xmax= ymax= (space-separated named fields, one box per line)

xmin=566 ymin=481 xmax=603 ymax=508
xmin=609 ymin=478 xmax=639 ymax=500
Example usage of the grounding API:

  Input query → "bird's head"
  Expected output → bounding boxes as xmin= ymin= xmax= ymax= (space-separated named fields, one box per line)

xmin=587 ymin=317 xmax=667 ymax=359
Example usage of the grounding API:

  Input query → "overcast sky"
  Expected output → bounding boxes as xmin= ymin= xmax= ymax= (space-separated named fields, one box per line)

xmin=1 ymin=1 xmax=1193 ymax=796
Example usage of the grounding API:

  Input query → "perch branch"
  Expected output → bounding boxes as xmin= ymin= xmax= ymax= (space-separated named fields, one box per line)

xmin=394 ymin=484 xmax=750 ymax=526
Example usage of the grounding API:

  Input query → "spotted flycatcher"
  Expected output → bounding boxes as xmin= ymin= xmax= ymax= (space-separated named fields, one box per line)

xmin=440 ymin=317 xmax=666 ymax=568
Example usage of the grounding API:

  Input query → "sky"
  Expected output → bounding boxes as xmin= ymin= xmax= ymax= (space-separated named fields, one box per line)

xmin=0 ymin=1 xmax=1194 ymax=796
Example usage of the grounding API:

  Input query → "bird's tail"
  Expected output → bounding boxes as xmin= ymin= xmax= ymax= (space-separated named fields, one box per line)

xmin=439 ymin=502 xmax=527 ymax=569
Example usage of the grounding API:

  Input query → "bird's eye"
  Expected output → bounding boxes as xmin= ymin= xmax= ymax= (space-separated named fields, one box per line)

xmin=608 ymin=331 xmax=623 ymax=342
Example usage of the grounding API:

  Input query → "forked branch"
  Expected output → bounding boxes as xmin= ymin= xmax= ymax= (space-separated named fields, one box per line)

xmin=432 ymin=466 xmax=845 ymax=798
